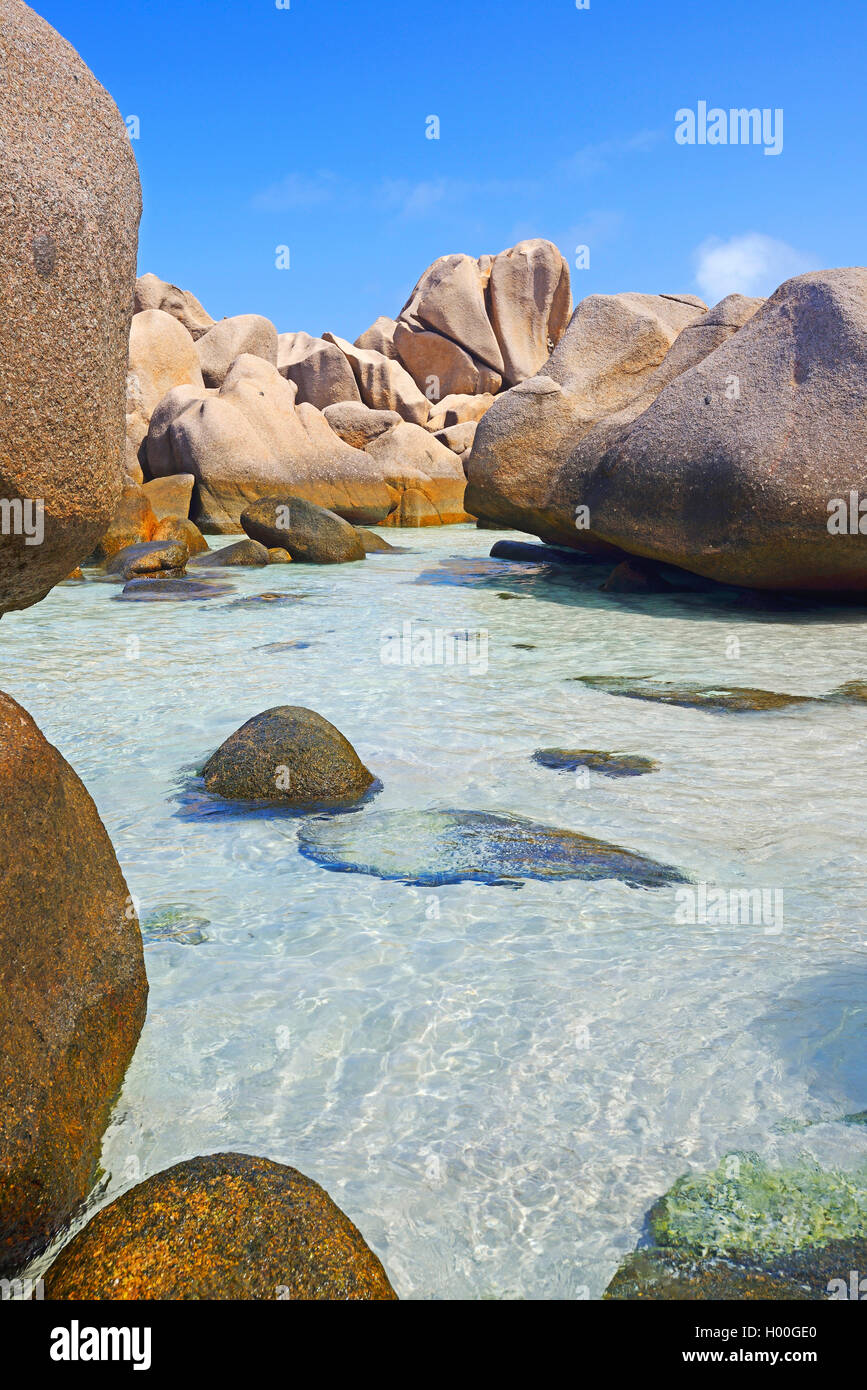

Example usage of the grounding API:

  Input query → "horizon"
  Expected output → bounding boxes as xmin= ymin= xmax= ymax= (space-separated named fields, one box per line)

xmin=36 ymin=0 xmax=867 ymax=341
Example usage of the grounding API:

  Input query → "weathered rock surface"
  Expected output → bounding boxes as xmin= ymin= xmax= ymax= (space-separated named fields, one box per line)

xmin=322 ymin=401 xmax=402 ymax=450
xmin=354 ymin=315 xmax=399 ymax=359
xmin=141 ymin=473 xmax=195 ymax=521
xmin=393 ymin=321 xmax=501 ymax=399
xmin=44 ymin=1153 xmax=396 ymax=1300
xmin=189 ymin=538 xmax=269 ymax=567
xmin=586 ymin=270 xmax=867 ymax=590
xmin=465 ymin=291 xmax=706 ymax=543
xmin=400 ymin=253 xmax=505 ymax=375
xmin=487 ymin=239 xmax=573 ymax=386
xmin=105 ymin=539 xmax=188 ymax=581
xmin=0 ymin=0 xmax=141 ymax=614
xmin=125 ymin=311 xmax=204 ymax=479
xmin=241 ymin=495 xmax=366 ymax=563
xmin=196 ymin=314 xmax=278 ymax=388
xmin=203 ymin=706 xmax=375 ymax=804
xmin=0 ymin=692 xmax=147 ymax=1275
xmin=277 ymin=331 xmax=360 ymax=409
xmin=323 ymin=333 xmax=430 ymax=425
xmin=427 ymin=393 xmax=496 ymax=432
xmin=152 ymin=515 xmax=209 ymax=555
xmin=364 ymin=422 xmax=470 ymax=526
xmin=89 ymin=484 xmax=157 ymax=563
xmin=134 ymin=272 xmax=215 ymax=340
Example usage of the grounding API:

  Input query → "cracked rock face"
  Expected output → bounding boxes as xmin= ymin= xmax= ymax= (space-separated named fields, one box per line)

xmin=0 ymin=0 xmax=142 ymax=615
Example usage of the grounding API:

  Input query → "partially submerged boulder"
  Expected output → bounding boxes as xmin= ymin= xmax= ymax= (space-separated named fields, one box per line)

xmin=0 ymin=0 xmax=141 ymax=614
xmin=241 ymin=495 xmax=366 ymax=563
xmin=0 ymin=692 xmax=147 ymax=1275
xmin=44 ymin=1153 xmax=396 ymax=1300
xmin=202 ymin=706 xmax=375 ymax=805
xmin=105 ymin=539 xmax=188 ymax=581
xmin=189 ymin=538 xmax=269 ymax=567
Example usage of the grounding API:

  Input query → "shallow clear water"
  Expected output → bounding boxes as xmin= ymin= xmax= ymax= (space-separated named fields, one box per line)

xmin=5 ymin=525 xmax=867 ymax=1298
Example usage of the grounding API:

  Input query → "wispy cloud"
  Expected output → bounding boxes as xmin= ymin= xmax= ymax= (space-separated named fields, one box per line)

xmin=560 ymin=129 xmax=663 ymax=179
xmin=693 ymin=232 xmax=819 ymax=301
xmin=376 ymin=175 xmax=543 ymax=220
xmin=251 ymin=171 xmax=343 ymax=210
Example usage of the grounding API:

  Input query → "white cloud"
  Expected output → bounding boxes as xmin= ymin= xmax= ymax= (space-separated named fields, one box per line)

xmin=251 ymin=171 xmax=342 ymax=210
xmin=693 ymin=233 xmax=818 ymax=302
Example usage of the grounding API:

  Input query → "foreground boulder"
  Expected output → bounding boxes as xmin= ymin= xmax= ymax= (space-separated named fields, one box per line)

xmin=44 ymin=1153 xmax=396 ymax=1300
xmin=105 ymin=539 xmax=188 ymax=581
xmin=587 ymin=270 xmax=867 ymax=590
xmin=0 ymin=0 xmax=141 ymax=614
xmin=202 ymin=706 xmax=375 ymax=805
xmin=241 ymin=495 xmax=366 ymax=563
xmin=466 ymin=291 xmax=707 ymax=542
xmin=0 ymin=692 xmax=147 ymax=1275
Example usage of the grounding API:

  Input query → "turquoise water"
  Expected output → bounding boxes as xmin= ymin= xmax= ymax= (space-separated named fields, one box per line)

xmin=5 ymin=525 xmax=867 ymax=1298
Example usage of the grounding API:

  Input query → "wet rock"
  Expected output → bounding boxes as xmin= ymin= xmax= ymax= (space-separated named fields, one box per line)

xmin=489 ymin=539 xmax=598 ymax=566
xmin=116 ymin=578 xmax=233 ymax=601
xmin=533 ymin=749 xmax=659 ymax=777
xmin=601 ymin=559 xmax=674 ymax=593
xmin=105 ymin=540 xmax=188 ymax=581
xmin=0 ymin=692 xmax=147 ymax=1275
xmin=356 ymin=529 xmax=402 ymax=553
xmin=0 ymin=0 xmax=141 ymax=613
xmin=574 ymin=676 xmax=815 ymax=713
xmin=604 ymin=1247 xmax=816 ymax=1301
xmin=188 ymin=538 xmax=269 ymax=567
xmin=298 ymin=808 xmax=688 ymax=889
xmin=44 ymin=1153 xmax=396 ymax=1300
xmin=202 ymin=706 xmax=375 ymax=805
xmin=152 ymin=516 xmax=209 ymax=555
xmin=267 ymin=547 xmax=293 ymax=563
xmin=241 ymin=496 xmax=365 ymax=564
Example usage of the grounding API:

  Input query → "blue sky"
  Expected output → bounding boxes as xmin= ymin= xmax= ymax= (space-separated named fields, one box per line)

xmin=38 ymin=0 xmax=866 ymax=341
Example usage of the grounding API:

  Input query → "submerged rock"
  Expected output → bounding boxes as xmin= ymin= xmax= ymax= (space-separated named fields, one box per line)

xmin=116 ymin=577 xmax=233 ymax=601
xmin=44 ymin=1153 xmax=397 ymax=1300
xmin=356 ymin=528 xmax=403 ymax=554
xmin=142 ymin=905 xmax=210 ymax=946
xmin=533 ymin=749 xmax=659 ymax=778
xmin=489 ymin=539 xmax=599 ymax=566
xmin=606 ymin=1151 xmax=867 ymax=1300
xmin=297 ymin=809 xmax=688 ymax=889
xmin=241 ymin=495 xmax=365 ymax=564
xmin=574 ymin=676 xmax=815 ymax=713
xmin=0 ymin=692 xmax=147 ymax=1275
xmin=202 ymin=706 xmax=375 ymax=806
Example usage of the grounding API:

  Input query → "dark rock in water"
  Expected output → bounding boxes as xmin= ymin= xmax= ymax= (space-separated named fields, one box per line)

xmin=513 ymin=642 xmax=536 ymax=650
xmin=574 ymin=676 xmax=815 ymax=713
xmin=297 ymin=808 xmax=688 ymax=889
xmin=202 ymin=706 xmax=375 ymax=806
xmin=241 ymin=495 xmax=365 ymax=564
xmin=254 ymin=639 xmax=313 ymax=652
xmin=228 ymin=591 xmax=306 ymax=608
xmin=189 ymin=538 xmax=269 ymax=567
xmin=601 ymin=559 xmax=673 ymax=593
xmin=497 ymin=591 xmax=528 ymax=600
xmin=115 ymin=577 xmax=234 ymax=601
xmin=43 ymin=1153 xmax=397 ymax=1300
xmin=105 ymin=539 xmax=188 ymax=581
xmin=356 ymin=528 xmax=405 ymax=554
xmin=0 ymin=691 xmax=147 ymax=1276
xmin=827 ymin=681 xmax=867 ymax=705
xmin=533 ymin=748 xmax=659 ymax=778
xmin=490 ymin=539 xmax=598 ymax=566
xmin=142 ymin=906 xmax=210 ymax=946
xmin=604 ymin=1247 xmax=819 ymax=1301
xmin=267 ymin=547 xmax=293 ymax=564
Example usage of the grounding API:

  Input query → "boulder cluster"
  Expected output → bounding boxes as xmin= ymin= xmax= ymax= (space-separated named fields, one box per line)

xmin=467 ymin=270 xmax=867 ymax=592
xmin=124 ymin=239 xmax=572 ymax=534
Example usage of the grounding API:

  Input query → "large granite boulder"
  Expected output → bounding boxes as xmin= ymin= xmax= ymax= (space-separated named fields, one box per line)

xmin=0 ymin=692 xmax=147 ymax=1276
xmin=202 ymin=706 xmax=374 ymax=804
xmin=44 ymin=1153 xmax=396 ymax=1300
xmin=322 ymin=401 xmax=402 ymax=450
xmin=393 ymin=321 xmax=501 ymax=399
xmin=0 ymin=0 xmax=141 ymax=614
xmin=241 ymin=495 xmax=366 ymax=563
xmin=134 ymin=272 xmax=215 ymax=340
xmin=146 ymin=356 xmax=392 ymax=531
xmin=464 ymin=291 xmax=707 ymax=543
xmin=89 ymin=483 xmax=158 ymax=563
xmin=400 ymin=252 xmax=505 ymax=375
xmin=125 ymin=310 xmax=204 ymax=479
xmin=277 ymin=331 xmax=360 ymax=409
xmin=354 ymin=315 xmax=399 ymax=359
xmin=196 ymin=314 xmax=278 ymax=388
xmin=364 ymin=423 xmax=471 ymax=526
xmin=487 ymin=239 xmax=572 ymax=386
xmin=587 ymin=270 xmax=867 ymax=590
xmin=104 ymin=539 xmax=188 ymax=580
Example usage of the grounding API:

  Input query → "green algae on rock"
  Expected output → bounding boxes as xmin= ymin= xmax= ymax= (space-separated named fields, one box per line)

xmin=297 ymin=808 xmax=688 ymax=889
xmin=603 ymin=1240 xmax=867 ymax=1301
xmin=573 ymin=676 xmax=816 ymax=713
xmin=648 ymin=1152 xmax=867 ymax=1258
xmin=533 ymin=748 xmax=659 ymax=778
xmin=44 ymin=1153 xmax=397 ymax=1300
